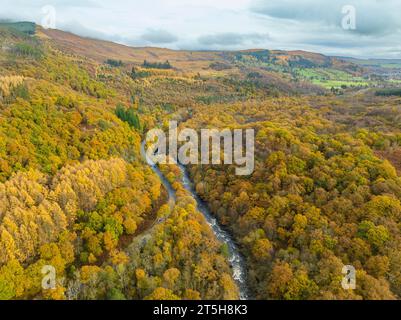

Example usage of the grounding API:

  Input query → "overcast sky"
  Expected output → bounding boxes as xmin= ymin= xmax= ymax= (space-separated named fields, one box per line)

xmin=1 ymin=0 xmax=400 ymax=58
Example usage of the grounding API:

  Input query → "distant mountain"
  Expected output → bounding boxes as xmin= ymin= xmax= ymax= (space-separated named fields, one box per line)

xmin=337 ymin=57 xmax=401 ymax=81
xmin=38 ymin=27 xmax=360 ymax=73
xmin=338 ymin=56 xmax=401 ymax=68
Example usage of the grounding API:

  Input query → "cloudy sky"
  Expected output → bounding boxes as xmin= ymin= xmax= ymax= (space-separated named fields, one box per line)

xmin=1 ymin=0 xmax=401 ymax=58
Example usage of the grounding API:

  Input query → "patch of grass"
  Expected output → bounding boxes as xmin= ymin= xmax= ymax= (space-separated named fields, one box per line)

xmin=313 ymin=80 xmax=370 ymax=89
xmin=293 ymin=67 xmax=371 ymax=89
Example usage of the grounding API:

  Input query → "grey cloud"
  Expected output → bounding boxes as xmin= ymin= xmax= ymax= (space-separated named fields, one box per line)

xmin=140 ymin=29 xmax=178 ymax=44
xmin=0 ymin=0 xmax=400 ymax=58
xmin=304 ymin=36 xmax=387 ymax=49
xmin=53 ymin=0 xmax=100 ymax=7
xmin=6 ymin=0 xmax=101 ymax=8
xmin=198 ymin=32 xmax=269 ymax=46
xmin=251 ymin=0 xmax=401 ymax=36
xmin=59 ymin=21 xmax=120 ymax=41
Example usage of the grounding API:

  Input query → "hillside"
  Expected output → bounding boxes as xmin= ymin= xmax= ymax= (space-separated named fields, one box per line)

xmin=40 ymin=25 xmax=401 ymax=92
xmin=0 ymin=21 xmax=240 ymax=300
xmin=39 ymin=27 xmax=223 ymax=72
xmin=1 ymin=21 xmax=401 ymax=300
xmin=39 ymin=27 xmax=351 ymax=71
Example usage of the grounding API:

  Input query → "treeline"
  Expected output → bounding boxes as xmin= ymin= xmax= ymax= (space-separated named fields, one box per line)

xmin=105 ymin=59 xmax=123 ymax=67
xmin=0 ymin=22 xmax=36 ymax=35
xmin=0 ymin=79 xmax=140 ymax=181
xmin=376 ymin=88 xmax=401 ymax=97
xmin=0 ymin=76 xmax=29 ymax=103
xmin=0 ymin=158 xmax=161 ymax=299
xmin=0 ymin=28 xmax=240 ymax=300
xmin=115 ymin=104 xmax=141 ymax=130
xmin=142 ymin=60 xmax=172 ymax=69
xmin=130 ymin=67 xmax=151 ymax=80
xmin=13 ymin=43 xmax=43 ymax=58
xmin=71 ymin=163 xmax=240 ymax=300
xmin=183 ymin=98 xmax=401 ymax=300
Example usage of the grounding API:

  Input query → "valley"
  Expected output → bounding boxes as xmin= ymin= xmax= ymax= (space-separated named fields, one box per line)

xmin=1 ymin=21 xmax=401 ymax=300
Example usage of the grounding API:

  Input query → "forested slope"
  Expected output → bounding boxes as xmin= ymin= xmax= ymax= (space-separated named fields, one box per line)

xmin=1 ymin=22 xmax=401 ymax=300
xmin=0 ymin=23 xmax=238 ymax=300
xmin=182 ymin=98 xmax=401 ymax=299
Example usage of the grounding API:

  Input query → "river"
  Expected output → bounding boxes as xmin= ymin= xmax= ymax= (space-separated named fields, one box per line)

xmin=141 ymin=141 xmax=250 ymax=300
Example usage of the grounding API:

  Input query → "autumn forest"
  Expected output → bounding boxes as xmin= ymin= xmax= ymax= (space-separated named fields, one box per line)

xmin=1 ymin=21 xmax=401 ymax=301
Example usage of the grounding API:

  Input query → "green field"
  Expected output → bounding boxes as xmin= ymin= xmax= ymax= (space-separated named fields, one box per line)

xmin=294 ymin=67 xmax=371 ymax=89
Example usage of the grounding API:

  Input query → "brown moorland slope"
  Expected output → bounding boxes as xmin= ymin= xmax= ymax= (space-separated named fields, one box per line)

xmin=39 ymin=27 xmax=360 ymax=75
xmin=39 ymin=27 xmax=226 ymax=72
